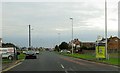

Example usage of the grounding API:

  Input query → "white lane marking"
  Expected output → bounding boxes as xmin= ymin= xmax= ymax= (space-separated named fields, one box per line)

xmin=65 ymin=70 xmax=68 ymax=73
xmin=69 ymin=67 xmax=74 ymax=71
xmin=61 ymin=64 xmax=64 ymax=69
xmin=69 ymin=68 xmax=77 ymax=73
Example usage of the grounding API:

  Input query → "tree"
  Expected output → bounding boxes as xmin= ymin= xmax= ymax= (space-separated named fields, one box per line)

xmin=2 ymin=43 xmax=16 ymax=48
xmin=59 ymin=42 xmax=69 ymax=50
xmin=2 ymin=43 xmax=20 ymax=49
xmin=54 ymin=45 xmax=60 ymax=52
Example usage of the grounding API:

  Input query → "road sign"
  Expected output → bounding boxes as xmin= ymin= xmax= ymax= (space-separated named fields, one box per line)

xmin=96 ymin=43 xmax=106 ymax=59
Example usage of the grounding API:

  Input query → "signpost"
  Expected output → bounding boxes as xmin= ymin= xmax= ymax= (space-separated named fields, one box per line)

xmin=96 ymin=43 xmax=106 ymax=59
xmin=96 ymin=36 xmax=106 ymax=59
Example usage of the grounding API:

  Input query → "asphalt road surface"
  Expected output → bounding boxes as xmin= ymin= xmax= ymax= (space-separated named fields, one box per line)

xmin=3 ymin=51 xmax=119 ymax=73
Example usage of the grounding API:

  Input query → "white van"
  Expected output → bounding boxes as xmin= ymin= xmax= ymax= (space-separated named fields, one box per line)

xmin=0 ymin=47 xmax=16 ymax=60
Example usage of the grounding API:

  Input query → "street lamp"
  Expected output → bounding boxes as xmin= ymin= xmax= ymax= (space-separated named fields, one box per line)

xmin=105 ymin=0 xmax=108 ymax=59
xmin=28 ymin=25 xmax=31 ymax=48
xmin=70 ymin=17 xmax=73 ymax=54
xmin=28 ymin=25 xmax=33 ymax=49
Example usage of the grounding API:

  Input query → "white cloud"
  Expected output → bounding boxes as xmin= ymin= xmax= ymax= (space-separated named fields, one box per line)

xmin=55 ymin=28 xmax=69 ymax=31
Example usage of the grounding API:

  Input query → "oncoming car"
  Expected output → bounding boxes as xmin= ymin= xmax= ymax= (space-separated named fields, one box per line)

xmin=25 ymin=51 xmax=37 ymax=59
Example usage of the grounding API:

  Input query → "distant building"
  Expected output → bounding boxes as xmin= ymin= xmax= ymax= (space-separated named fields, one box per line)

xmin=81 ymin=42 xmax=95 ymax=48
xmin=73 ymin=39 xmax=81 ymax=45
xmin=69 ymin=39 xmax=95 ymax=49
xmin=69 ymin=39 xmax=81 ymax=48
xmin=0 ymin=38 xmax=2 ymax=47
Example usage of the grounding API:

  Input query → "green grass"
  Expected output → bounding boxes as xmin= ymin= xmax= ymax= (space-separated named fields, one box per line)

xmin=18 ymin=53 xmax=25 ymax=60
xmin=98 ymin=58 xmax=119 ymax=65
xmin=2 ymin=53 xmax=25 ymax=64
xmin=2 ymin=59 xmax=13 ymax=64
xmin=60 ymin=52 xmax=119 ymax=66
xmin=62 ymin=53 xmax=95 ymax=60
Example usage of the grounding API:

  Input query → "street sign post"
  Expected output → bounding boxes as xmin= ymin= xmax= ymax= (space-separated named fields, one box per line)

xmin=96 ymin=43 xmax=106 ymax=59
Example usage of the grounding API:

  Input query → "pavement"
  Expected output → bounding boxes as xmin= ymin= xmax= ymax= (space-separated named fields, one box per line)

xmin=2 ymin=51 xmax=120 ymax=73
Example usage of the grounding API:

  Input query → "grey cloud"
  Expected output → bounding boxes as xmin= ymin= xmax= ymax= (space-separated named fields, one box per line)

xmin=2 ymin=2 xmax=117 ymax=47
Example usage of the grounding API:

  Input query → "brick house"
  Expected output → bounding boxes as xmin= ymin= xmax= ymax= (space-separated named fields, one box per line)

xmin=108 ymin=36 xmax=120 ymax=52
xmin=81 ymin=42 xmax=95 ymax=48
xmin=69 ymin=39 xmax=95 ymax=50
xmin=69 ymin=39 xmax=81 ymax=47
xmin=73 ymin=39 xmax=81 ymax=46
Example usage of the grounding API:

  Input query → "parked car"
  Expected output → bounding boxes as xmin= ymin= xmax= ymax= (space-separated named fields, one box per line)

xmin=2 ymin=53 xmax=14 ymax=60
xmin=0 ymin=47 xmax=18 ymax=60
xmin=23 ymin=51 xmax=27 ymax=54
xmin=60 ymin=50 xmax=71 ymax=54
xmin=25 ymin=51 xmax=37 ymax=59
xmin=35 ymin=51 xmax=39 ymax=54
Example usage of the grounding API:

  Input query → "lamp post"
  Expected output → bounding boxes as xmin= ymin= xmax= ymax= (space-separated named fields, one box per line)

xmin=28 ymin=25 xmax=31 ymax=48
xmin=70 ymin=17 xmax=73 ymax=54
xmin=105 ymin=0 xmax=108 ymax=59
xmin=28 ymin=25 xmax=33 ymax=49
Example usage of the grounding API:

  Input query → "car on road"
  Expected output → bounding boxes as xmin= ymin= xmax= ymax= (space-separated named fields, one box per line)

xmin=25 ymin=51 xmax=37 ymax=59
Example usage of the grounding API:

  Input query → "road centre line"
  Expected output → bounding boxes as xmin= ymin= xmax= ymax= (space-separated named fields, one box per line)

xmin=60 ymin=64 xmax=68 ymax=73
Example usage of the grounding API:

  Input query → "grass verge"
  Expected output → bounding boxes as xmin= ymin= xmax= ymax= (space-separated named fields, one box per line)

xmin=59 ymin=52 xmax=119 ymax=66
xmin=2 ymin=53 xmax=25 ymax=64
xmin=18 ymin=53 xmax=25 ymax=60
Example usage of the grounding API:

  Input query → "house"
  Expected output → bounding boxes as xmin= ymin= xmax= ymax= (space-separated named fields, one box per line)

xmin=81 ymin=42 xmax=95 ymax=48
xmin=69 ymin=39 xmax=81 ymax=48
xmin=108 ymin=36 xmax=120 ymax=52
xmin=73 ymin=39 xmax=81 ymax=45
xmin=96 ymin=36 xmax=120 ymax=52
xmin=69 ymin=39 xmax=95 ymax=49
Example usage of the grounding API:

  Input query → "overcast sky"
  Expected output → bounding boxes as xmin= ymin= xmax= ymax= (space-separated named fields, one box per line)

xmin=1 ymin=0 xmax=119 ymax=48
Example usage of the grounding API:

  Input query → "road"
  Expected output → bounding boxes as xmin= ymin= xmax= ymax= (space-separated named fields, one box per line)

xmin=3 ymin=51 xmax=119 ymax=73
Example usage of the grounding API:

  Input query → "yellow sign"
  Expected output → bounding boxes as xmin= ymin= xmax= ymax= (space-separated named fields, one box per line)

xmin=96 ymin=46 xmax=106 ymax=58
